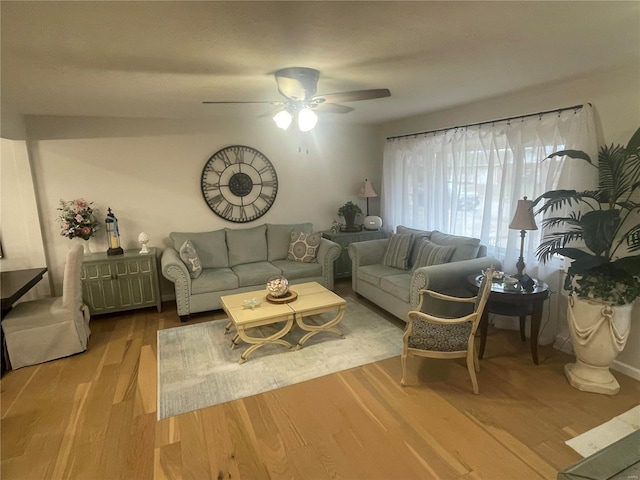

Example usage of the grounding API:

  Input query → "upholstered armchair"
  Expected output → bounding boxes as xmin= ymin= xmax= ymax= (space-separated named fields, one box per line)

xmin=2 ymin=245 xmax=91 ymax=369
xmin=401 ymin=267 xmax=495 ymax=394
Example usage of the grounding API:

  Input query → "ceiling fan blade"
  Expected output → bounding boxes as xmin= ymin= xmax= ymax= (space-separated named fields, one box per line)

xmin=312 ymin=103 xmax=354 ymax=114
xmin=314 ymin=88 xmax=391 ymax=104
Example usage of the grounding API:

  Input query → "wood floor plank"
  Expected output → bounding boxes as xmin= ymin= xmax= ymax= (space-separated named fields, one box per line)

xmin=136 ymin=344 xmax=158 ymax=416
xmin=2 ymin=278 xmax=639 ymax=479
xmin=154 ymin=442 xmax=182 ymax=480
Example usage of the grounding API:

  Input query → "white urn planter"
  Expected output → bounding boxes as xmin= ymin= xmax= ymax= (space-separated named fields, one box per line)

xmin=565 ymin=294 xmax=633 ymax=395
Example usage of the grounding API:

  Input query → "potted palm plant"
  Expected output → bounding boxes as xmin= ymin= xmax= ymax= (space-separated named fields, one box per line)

xmin=337 ymin=201 xmax=363 ymax=232
xmin=533 ymin=126 xmax=640 ymax=395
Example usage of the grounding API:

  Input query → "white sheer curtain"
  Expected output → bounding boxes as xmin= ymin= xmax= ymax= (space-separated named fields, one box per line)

xmin=382 ymin=105 xmax=597 ymax=343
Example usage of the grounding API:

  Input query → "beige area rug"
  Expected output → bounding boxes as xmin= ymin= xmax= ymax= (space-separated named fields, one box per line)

xmin=157 ymin=297 xmax=403 ymax=420
xmin=565 ymin=405 xmax=640 ymax=457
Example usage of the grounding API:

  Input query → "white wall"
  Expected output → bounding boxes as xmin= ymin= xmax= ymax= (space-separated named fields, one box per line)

xmin=25 ymin=115 xmax=380 ymax=298
xmin=377 ymin=65 xmax=640 ymax=379
xmin=0 ymin=138 xmax=50 ymax=298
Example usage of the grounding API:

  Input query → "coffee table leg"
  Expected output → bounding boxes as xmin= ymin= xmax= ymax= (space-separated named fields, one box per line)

xmin=224 ymin=320 xmax=233 ymax=334
xmin=235 ymin=317 xmax=294 ymax=364
xmin=295 ymin=305 xmax=345 ymax=350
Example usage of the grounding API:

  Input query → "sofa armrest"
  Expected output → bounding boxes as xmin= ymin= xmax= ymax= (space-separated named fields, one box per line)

xmin=161 ymin=247 xmax=192 ymax=317
xmin=348 ymin=238 xmax=389 ymax=267
xmin=348 ymin=238 xmax=389 ymax=291
xmin=317 ymin=238 xmax=341 ymax=290
xmin=410 ymin=257 xmax=502 ymax=308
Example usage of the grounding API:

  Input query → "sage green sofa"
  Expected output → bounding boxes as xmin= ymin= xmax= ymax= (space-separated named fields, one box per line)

xmin=348 ymin=226 xmax=501 ymax=322
xmin=161 ymin=223 xmax=341 ymax=320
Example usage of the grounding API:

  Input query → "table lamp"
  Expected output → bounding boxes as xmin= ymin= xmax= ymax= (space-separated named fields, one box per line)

xmin=508 ymin=196 xmax=537 ymax=279
xmin=359 ymin=179 xmax=382 ymax=230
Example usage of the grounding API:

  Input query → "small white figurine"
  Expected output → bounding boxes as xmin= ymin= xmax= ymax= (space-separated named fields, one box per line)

xmin=138 ymin=232 xmax=150 ymax=254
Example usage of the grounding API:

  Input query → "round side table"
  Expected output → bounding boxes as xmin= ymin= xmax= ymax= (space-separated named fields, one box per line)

xmin=467 ymin=274 xmax=549 ymax=364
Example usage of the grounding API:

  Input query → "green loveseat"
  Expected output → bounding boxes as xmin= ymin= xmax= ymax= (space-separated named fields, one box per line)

xmin=161 ymin=223 xmax=341 ymax=320
xmin=348 ymin=226 xmax=501 ymax=322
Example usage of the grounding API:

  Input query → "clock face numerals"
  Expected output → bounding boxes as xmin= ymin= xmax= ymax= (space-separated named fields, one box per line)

xmin=201 ymin=145 xmax=278 ymax=223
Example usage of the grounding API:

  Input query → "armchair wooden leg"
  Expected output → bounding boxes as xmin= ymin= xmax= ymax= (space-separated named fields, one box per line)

xmin=400 ymin=352 xmax=408 ymax=386
xmin=467 ymin=349 xmax=479 ymax=394
xmin=473 ymin=345 xmax=480 ymax=372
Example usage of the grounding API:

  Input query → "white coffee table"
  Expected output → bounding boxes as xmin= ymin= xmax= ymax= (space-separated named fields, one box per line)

xmin=221 ymin=282 xmax=346 ymax=363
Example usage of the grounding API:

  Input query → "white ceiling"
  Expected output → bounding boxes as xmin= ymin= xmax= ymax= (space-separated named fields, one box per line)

xmin=2 ymin=1 xmax=639 ymax=125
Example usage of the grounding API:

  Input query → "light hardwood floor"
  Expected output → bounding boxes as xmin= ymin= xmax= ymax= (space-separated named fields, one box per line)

xmin=2 ymin=279 xmax=639 ymax=479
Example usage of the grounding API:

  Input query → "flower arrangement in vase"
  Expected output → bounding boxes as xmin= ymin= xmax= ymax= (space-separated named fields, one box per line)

xmin=57 ymin=198 xmax=100 ymax=241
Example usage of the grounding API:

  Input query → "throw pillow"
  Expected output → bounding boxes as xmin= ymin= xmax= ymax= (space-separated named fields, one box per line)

xmin=287 ymin=231 xmax=321 ymax=263
xmin=382 ymin=233 xmax=414 ymax=269
xmin=411 ymin=239 xmax=456 ymax=272
xmin=179 ymin=240 xmax=203 ymax=279
xmin=430 ymin=230 xmax=481 ymax=262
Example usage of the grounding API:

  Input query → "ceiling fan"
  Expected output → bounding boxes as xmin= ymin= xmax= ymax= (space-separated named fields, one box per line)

xmin=202 ymin=67 xmax=391 ymax=131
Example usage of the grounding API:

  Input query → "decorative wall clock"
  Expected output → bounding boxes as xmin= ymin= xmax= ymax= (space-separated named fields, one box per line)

xmin=201 ymin=145 xmax=278 ymax=223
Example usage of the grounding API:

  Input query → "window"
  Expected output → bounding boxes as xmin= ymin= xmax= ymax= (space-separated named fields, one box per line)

xmin=382 ymin=105 xmax=597 ymax=272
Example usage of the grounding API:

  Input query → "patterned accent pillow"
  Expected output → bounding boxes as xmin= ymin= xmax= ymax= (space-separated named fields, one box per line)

xmin=287 ymin=231 xmax=321 ymax=263
xmin=179 ymin=240 xmax=203 ymax=279
xmin=382 ymin=233 xmax=414 ymax=269
xmin=411 ymin=240 xmax=456 ymax=273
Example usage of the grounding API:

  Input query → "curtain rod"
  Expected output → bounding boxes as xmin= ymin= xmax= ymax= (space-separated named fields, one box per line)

xmin=386 ymin=103 xmax=588 ymax=141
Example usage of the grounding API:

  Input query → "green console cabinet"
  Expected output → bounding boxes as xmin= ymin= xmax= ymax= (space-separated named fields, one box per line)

xmin=80 ymin=248 xmax=161 ymax=315
xmin=322 ymin=230 xmax=387 ymax=278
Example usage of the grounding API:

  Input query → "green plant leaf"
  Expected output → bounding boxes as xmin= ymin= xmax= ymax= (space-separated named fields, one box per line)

xmin=544 ymin=150 xmax=592 ymax=163
xmin=625 ymin=127 xmax=640 ymax=153
xmin=612 ymin=255 xmax=640 ymax=275
xmin=567 ymin=254 xmax=609 ymax=275
xmin=580 ymin=210 xmax=621 ymax=256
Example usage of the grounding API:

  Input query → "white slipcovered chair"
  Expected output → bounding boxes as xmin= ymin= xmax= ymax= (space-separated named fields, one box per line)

xmin=2 ymin=244 xmax=91 ymax=369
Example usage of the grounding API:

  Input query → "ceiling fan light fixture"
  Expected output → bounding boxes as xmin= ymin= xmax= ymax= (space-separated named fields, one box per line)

xmin=273 ymin=110 xmax=293 ymax=130
xmin=298 ymin=107 xmax=318 ymax=132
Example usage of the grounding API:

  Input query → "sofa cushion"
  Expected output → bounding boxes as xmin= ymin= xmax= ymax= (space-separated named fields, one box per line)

xmin=430 ymin=230 xmax=481 ymax=262
xmin=396 ymin=226 xmax=432 ymax=267
xmin=357 ymin=264 xmax=404 ymax=287
xmin=382 ymin=233 xmax=414 ymax=269
xmin=179 ymin=240 xmax=203 ymax=279
xmin=411 ymin=240 xmax=456 ymax=273
xmin=191 ymin=267 xmax=238 ymax=295
xmin=271 ymin=259 xmax=323 ymax=280
xmin=170 ymin=230 xmax=228 ymax=268
xmin=226 ymin=224 xmax=268 ymax=267
xmin=267 ymin=223 xmax=313 ymax=261
xmin=380 ymin=274 xmax=411 ymax=303
xmin=408 ymin=319 xmax=473 ymax=352
xmin=231 ymin=261 xmax=281 ymax=287
xmin=287 ymin=231 xmax=321 ymax=263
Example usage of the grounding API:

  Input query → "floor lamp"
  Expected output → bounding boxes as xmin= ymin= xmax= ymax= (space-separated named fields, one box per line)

xmin=508 ymin=196 xmax=538 ymax=279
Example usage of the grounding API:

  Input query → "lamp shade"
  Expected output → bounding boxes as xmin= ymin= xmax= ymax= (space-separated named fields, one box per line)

xmin=509 ymin=197 xmax=538 ymax=231
xmin=273 ymin=110 xmax=293 ymax=130
xmin=359 ymin=179 xmax=378 ymax=198
xmin=297 ymin=108 xmax=318 ymax=132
